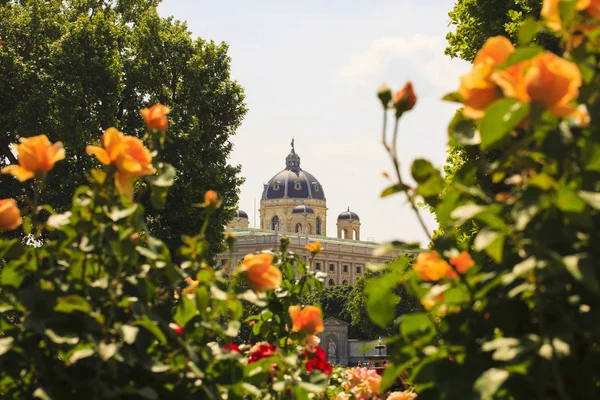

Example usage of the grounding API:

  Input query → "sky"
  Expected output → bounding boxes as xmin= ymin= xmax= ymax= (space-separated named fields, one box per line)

xmin=158 ymin=0 xmax=470 ymax=246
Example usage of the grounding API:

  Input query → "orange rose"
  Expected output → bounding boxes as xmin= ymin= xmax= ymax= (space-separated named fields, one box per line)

xmin=393 ymin=81 xmax=417 ymax=115
xmin=458 ymin=36 xmax=515 ymax=119
xmin=450 ymin=251 xmax=475 ymax=274
xmin=2 ymin=135 xmax=65 ymax=181
xmin=140 ymin=104 xmax=170 ymax=132
xmin=413 ymin=251 xmax=451 ymax=281
xmin=289 ymin=305 xmax=324 ymax=335
xmin=542 ymin=0 xmax=591 ymax=31
xmin=86 ymin=128 xmax=156 ymax=199
xmin=586 ymin=0 xmax=600 ymax=18
xmin=241 ymin=253 xmax=282 ymax=292
xmin=305 ymin=241 xmax=322 ymax=255
xmin=0 ymin=199 xmax=22 ymax=231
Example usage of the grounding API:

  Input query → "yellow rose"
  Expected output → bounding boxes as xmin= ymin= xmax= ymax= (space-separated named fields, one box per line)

xmin=305 ymin=241 xmax=322 ymax=255
xmin=0 ymin=199 xmax=22 ymax=231
xmin=413 ymin=251 xmax=451 ymax=281
xmin=140 ymin=104 xmax=170 ymax=132
xmin=2 ymin=135 xmax=65 ymax=181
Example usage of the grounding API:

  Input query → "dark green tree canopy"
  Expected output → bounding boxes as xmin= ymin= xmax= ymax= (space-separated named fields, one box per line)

xmin=446 ymin=0 xmax=559 ymax=62
xmin=0 ymin=0 xmax=246 ymax=257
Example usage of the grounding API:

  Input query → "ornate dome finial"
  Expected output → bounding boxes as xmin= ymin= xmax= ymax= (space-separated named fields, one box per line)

xmin=285 ymin=140 xmax=301 ymax=170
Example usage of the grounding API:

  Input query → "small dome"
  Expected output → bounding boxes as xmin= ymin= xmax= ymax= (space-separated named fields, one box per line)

xmin=234 ymin=210 xmax=249 ymax=219
xmin=338 ymin=208 xmax=360 ymax=221
xmin=292 ymin=204 xmax=315 ymax=215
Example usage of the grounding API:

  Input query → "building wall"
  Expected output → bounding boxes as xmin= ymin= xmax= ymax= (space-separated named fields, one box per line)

xmin=259 ymin=198 xmax=327 ymax=236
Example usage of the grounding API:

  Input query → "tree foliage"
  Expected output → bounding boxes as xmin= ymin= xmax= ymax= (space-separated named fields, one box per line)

xmin=0 ymin=0 xmax=246 ymax=258
xmin=446 ymin=0 xmax=560 ymax=62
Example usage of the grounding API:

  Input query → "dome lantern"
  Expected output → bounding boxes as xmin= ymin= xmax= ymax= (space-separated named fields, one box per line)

xmin=337 ymin=207 xmax=361 ymax=240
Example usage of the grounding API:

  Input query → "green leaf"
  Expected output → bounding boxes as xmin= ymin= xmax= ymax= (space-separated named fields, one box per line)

xmin=474 ymin=229 xmax=505 ymax=263
xmin=474 ymin=368 xmax=510 ymax=400
xmin=0 ymin=337 xmax=14 ymax=356
xmin=400 ymin=313 xmax=433 ymax=339
xmin=557 ymin=187 xmax=585 ymax=212
xmin=518 ymin=18 xmax=539 ymax=45
xmin=499 ymin=46 xmax=544 ymax=69
xmin=448 ymin=112 xmax=480 ymax=145
xmin=32 ymin=388 xmax=52 ymax=400
xmin=411 ymin=159 xmax=438 ymax=183
xmin=365 ymin=274 xmax=400 ymax=328
xmin=529 ymin=173 xmax=557 ymax=191
xmin=583 ymin=143 xmax=600 ymax=171
xmin=0 ymin=262 xmax=25 ymax=288
xmin=174 ymin=295 xmax=197 ymax=328
xmin=54 ymin=295 xmax=91 ymax=314
xmin=558 ymin=0 xmax=577 ymax=26
xmin=44 ymin=329 xmax=79 ymax=345
xmin=380 ymin=183 xmax=409 ymax=198
xmin=104 ymin=205 xmax=138 ymax=222
xmin=148 ymin=163 xmax=176 ymax=187
xmin=120 ymin=325 xmax=139 ymax=344
xmin=98 ymin=342 xmax=119 ymax=361
xmin=135 ymin=318 xmax=167 ymax=345
xmin=480 ymin=99 xmax=529 ymax=150
xmin=68 ymin=347 xmax=95 ymax=364
xmin=578 ymin=191 xmax=600 ymax=209
xmin=564 ymin=255 xmax=600 ymax=294
xmin=46 ymin=211 xmax=72 ymax=229
xmin=442 ymin=92 xmax=464 ymax=103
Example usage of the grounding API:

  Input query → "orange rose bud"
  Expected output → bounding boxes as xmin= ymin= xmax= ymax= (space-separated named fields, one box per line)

xmin=0 ymin=199 xmax=22 ymax=231
xmin=450 ymin=251 xmax=475 ymax=274
xmin=289 ymin=305 xmax=324 ymax=335
xmin=2 ymin=135 xmax=65 ymax=182
xmin=413 ymin=251 xmax=452 ymax=281
xmin=203 ymin=190 xmax=221 ymax=208
xmin=140 ymin=104 xmax=170 ymax=132
xmin=242 ymin=253 xmax=282 ymax=292
xmin=305 ymin=241 xmax=322 ymax=255
xmin=393 ymin=81 xmax=417 ymax=117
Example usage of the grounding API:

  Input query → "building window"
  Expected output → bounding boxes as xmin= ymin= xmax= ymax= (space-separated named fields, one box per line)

xmin=316 ymin=217 xmax=321 ymax=235
xmin=329 ymin=264 xmax=335 ymax=272
xmin=295 ymin=223 xmax=302 ymax=233
xmin=356 ymin=266 xmax=362 ymax=274
xmin=328 ymin=279 xmax=335 ymax=286
xmin=273 ymin=181 xmax=280 ymax=190
xmin=342 ymin=280 xmax=348 ymax=285
xmin=307 ymin=223 xmax=312 ymax=234
xmin=316 ymin=262 xmax=321 ymax=271
xmin=294 ymin=181 xmax=302 ymax=190
xmin=271 ymin=216 xmax=279 ymax=230
xmin=343 ymin=265 xmax=348 ymax=273
xmin=312 ymin=182 xmax=319 ymax=192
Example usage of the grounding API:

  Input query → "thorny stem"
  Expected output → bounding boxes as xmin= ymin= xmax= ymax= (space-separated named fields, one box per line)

xmin=382 ymin=110 xmax=433 ymax=243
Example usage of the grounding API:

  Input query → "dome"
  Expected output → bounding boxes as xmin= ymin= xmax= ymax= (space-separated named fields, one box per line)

xmin=292 ymin=204 xmax=315 ymax=215
xmin=234 ymin=210 xmax=249 ymax=219
xmin=338 ymin=208 xmax=360 ymax=221
xmin=261 ymin=145 xmax=325 ymax=201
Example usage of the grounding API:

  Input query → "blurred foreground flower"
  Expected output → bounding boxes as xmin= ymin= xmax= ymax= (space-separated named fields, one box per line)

xmin=289 ymin=305 xmax=324 ymax=335
xmin=343 ymin=367 xmax=381 ymax=399
xmin=393 ymin=81 xmax=417 ymax=117
xmin=305 ymin=241 xmax=322 ymax=255
xmin=2 ymin=135 xmax=65 ymax=181
xmin=387 ymin=391 xmax=418 ymax=400
xmin=0 ymin=199 xmax=22 ymax=231
xmin=240 ymin=253 xmax=282 ymax=292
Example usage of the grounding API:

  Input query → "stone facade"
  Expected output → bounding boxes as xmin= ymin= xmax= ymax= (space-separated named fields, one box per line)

xmin=259 ymin=197 xmax=327 ymax=236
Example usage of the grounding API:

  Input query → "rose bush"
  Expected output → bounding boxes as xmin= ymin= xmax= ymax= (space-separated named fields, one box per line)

xmin=373 ymin=1 xmax=600 ymax=399
xmin=0 ymin=108 xmax=335 ymax=399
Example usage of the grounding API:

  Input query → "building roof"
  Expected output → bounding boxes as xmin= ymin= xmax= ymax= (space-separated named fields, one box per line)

xmin=338 ymin=208 xmax=360 ymax=221
xmin=234 ymin=210 xmax=249 ymax=219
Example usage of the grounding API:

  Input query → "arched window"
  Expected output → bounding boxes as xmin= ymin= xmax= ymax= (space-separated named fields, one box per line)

xmin=316 ymin=217 xmax=321 ymax=235
xmin=307 ymin=223 xmax=312 ymax=234
xmin=295 ymin=223 xmax=302 ymax=233
xmin=353 ymin=229 xmax=358 ymax=240
xmin=271 ymin=216 xmax=279 ymax=231
xmin=328 ymin=279 xmax=335 ymax=286
xmin=342 ymin=229 xmax=348 ymax=239
xmin=342 ymin=280 xmax=348 ymax=285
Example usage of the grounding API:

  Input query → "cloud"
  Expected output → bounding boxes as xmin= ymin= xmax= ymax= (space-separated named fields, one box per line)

xmin=339 ymin=35 xmax=469 ymax=93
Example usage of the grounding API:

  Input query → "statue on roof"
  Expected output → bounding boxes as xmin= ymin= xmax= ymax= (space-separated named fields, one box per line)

xmin=291 ymin=137 xmax=295 ymax=151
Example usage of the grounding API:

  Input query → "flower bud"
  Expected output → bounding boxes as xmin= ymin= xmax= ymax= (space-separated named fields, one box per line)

xmin=393 ymin=81 xmax=417 ymax=118
xmin=377 ymin=83 xmax=393 ymax=108
xmin=203 ymin=190 xmax=221 ymax=208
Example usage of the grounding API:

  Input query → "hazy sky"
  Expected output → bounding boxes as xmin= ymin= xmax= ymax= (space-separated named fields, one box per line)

xmin=158 ymin=0 xmax=470 ymax=246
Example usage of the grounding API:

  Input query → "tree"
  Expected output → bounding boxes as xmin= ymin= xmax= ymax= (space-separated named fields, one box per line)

xmin=345 ymin=270 xmax=419 ymax=340
xmin=301 ymin=284 xmax=353 ymax=321
xmin=445 ymin=0 xmax=559 ymax=62
xmin=0 ymin=0 xmax=246 ymax=257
